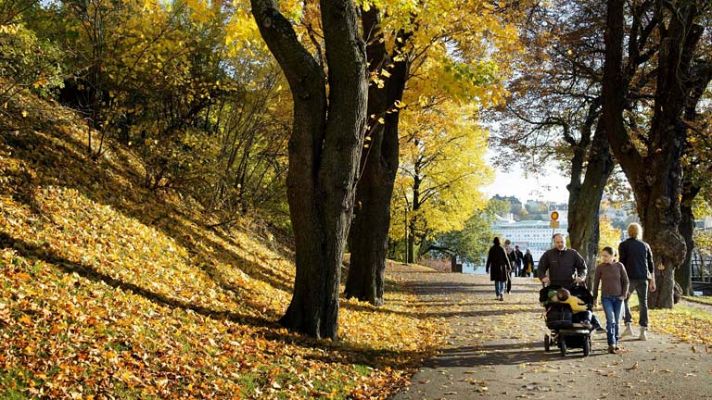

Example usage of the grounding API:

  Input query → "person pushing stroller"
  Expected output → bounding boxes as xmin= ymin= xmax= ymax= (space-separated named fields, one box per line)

xmin=538 ymin=234 xmax=603 ymax=332
xmin=538 ymin=233 xmax=586 ymax=287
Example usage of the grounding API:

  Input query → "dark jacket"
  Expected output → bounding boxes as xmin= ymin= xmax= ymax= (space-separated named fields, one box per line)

xmin=514 ymin=250 xmax=524 ymax=267
xmin=618 ymin=238 xmax=654 ymax=280
xmin=486 ymin=245 xmax=510 ymax=282
xmin=524 ymin=253 xmax=534 ymax=270
xmin=537 ymin=247 xmax=587 ymax=287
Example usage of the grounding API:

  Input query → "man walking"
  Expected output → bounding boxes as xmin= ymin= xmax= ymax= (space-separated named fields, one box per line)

xmin=538 ymin=233 xmax=587 ymax=287
xmin=539 ymin=233 xmax=604 ymax=332
xmin=619 ymin=223 xmax=656 ymax=341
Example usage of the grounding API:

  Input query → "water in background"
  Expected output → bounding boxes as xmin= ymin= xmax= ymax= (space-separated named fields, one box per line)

xmin=463 ymin=262 xmax=487 ymax=275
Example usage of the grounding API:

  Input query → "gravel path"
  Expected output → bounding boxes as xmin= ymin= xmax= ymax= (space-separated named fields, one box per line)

xmin=388 ymin=271 xmax=712 ymax=400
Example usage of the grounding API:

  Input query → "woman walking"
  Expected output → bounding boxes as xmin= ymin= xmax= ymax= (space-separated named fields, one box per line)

xmin=592 ymin=247 xmax=630 ymax=354
xmin=523 ymin=249 xmax=534 ymax=277
xmin=486 ymin=237 xmax=511 ymax=301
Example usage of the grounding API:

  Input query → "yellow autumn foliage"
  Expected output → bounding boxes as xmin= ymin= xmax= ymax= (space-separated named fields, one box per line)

xmin=0 ymin=84 xmax=446 ymax=399
xmin=391 ymin=95 xmax=493 ymax=242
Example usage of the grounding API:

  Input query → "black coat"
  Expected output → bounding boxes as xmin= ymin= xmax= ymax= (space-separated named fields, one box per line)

xmin=486 ymin=245 xmax=510 ymax=281
xmin=618 ymin=238 xmax=654 ymax=280
xmin=524 ymin=253 xmax=534 ymax=269
xmin=524 ymin=253 xmax=535 ymax=270
xmin=537 ymin=248 xmax=587 ymax=287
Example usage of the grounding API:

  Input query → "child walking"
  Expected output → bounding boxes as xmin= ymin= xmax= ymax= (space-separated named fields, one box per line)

xmin=592 ymin=247 xmax=630 ymax=354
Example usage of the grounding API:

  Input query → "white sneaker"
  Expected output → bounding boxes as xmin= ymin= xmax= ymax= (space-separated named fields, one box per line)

xmin=621 ymin=323 xmax=633 ymax=337
xmin=639 ymin=327 xmax=647 ymax=341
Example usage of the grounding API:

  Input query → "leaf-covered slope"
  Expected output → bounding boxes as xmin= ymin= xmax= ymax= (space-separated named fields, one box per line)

xmin=0 ymin=89 xmax=445 ymax=399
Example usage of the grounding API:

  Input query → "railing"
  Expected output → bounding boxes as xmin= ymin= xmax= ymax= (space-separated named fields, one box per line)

xmin=691 ymin=252 xmax=712 ymax=286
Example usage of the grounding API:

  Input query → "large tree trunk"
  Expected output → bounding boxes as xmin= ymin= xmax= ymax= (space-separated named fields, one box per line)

xmin=345 ymin=10 xmax=409 ymax=305
xmin=602 ymin=0 xmax=703 ymax=309
xmin=251 ymin=0 xmax=368 ymax=339
xmin=677 ymin=181 xmax=700 ymax=296
xmin=640 ymin=5 xmax=702 ymax=309
xmin=567 ymin=99 xmax=614 ymax=285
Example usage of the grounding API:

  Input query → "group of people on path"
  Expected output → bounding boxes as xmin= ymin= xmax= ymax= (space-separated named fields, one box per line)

xmin=485 ymin=223 xmax=656 ymax=354
xmin=505 ymin=242 xmax=535 ymax=278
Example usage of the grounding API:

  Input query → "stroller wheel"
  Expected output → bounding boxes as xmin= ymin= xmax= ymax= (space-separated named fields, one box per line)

xmin=544 ymin=334 xmax=551 ymax=352
xmin=559 ymin=339 xmax=567 ymax=356
xmin=582 ymin=335 xmax=591 ymax=357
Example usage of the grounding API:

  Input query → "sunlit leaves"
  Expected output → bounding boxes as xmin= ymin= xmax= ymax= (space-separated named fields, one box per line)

xmin=0 ymin=97 xmax=444 ymax=398
xmin=598 ymin=216 xmax=621 ymax=254
xmin=0 ymin=22 xmax=64 ymax=99
xmin=391 ymin=95 xmax=493 ymax=242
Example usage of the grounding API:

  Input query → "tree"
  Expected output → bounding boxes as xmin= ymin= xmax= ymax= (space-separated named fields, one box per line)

xmin=598 ymin=216 xmax=621 ymax=252
xmin=0 ymin=0 xmax=63 ymax=108
xmin=677 ymin=53 xmax=712 ymax=295
xmin=494 ymin=0 xmax=614 ymax=276
xmin=602 ymin=0 xmax=710 ymax=308
xmin=345 ymin=0 xmax=524 ymax=304
xmin=344 ymin=7 xmax=409 ymax=305
xmin=392 ymin=97 xmax=492 ymax=263
xmin=250 ymin=0 xmax=368 ymax=339
xmin=432 ymin=198 xmax=511 ymax=268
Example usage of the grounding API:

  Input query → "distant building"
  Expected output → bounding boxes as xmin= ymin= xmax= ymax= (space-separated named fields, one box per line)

xmin=696 ymin=216 xmax=712 ymax=231
xmin=492 ymin=209 xmax=567 ymax=262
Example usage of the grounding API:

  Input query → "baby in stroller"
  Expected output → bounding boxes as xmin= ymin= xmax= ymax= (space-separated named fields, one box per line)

xmin=540 ymin=284 xmax=595 ymax=356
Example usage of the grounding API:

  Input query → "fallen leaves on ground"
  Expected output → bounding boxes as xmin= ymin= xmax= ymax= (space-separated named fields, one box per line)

xmin=626 ymin=296 xmax=712 ymax=347
xmin=0 ymin=92 xmax=447 ymax=399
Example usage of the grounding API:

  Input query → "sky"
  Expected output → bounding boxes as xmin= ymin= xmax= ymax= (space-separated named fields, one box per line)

xmin=481 ymin=155 xmax=570 ymax=203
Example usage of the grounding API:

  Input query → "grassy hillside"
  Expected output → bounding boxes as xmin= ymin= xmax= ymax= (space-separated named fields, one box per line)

xmin=0 ymin=88 xmax=445 ymax=399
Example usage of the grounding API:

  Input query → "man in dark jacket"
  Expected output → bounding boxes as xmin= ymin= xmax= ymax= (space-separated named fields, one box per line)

xmin=619 ymin=223 xmax=656 ymax=340
xmin=486 ymin=237 xmax=511 ymax=301
xmin=538 ymin=233 xmax=587 ymax=287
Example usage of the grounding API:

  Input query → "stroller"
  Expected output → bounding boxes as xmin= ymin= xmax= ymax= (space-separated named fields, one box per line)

xmin=539 ymin=283 xmax=594 ymax=357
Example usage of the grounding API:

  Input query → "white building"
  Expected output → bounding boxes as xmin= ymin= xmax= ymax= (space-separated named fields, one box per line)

xmin=696 ymin=216 xmax=712 ymax=231
xmin=492 ymin=211 xmax=567 ymax=262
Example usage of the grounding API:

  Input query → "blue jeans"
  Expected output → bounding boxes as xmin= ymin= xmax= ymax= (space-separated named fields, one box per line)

xmin=602 ymin=296 xmax=623 ymax=346
xmin=624 ymin=279 xmax=649 ymax=327
xmin=494 ymin=281 xmax=505 ymax=297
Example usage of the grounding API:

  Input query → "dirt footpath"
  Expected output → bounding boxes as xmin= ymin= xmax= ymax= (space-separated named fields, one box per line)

xmin=388 ymin=271 xmax=712 ymax=400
